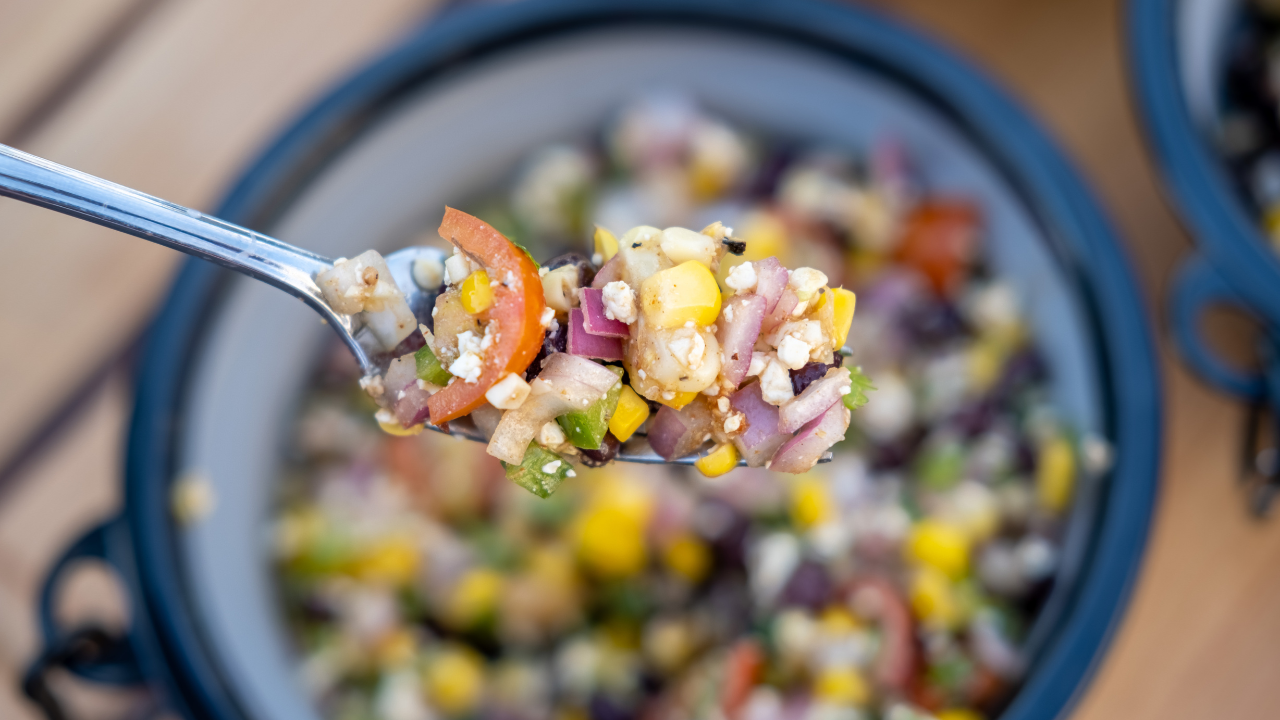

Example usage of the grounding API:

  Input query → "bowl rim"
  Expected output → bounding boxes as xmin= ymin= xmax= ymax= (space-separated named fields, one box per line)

xmin=1128 ymin=0 xmax=1280 ymax=324
xmin=122 ymin=1 xmax=1162 ymax=718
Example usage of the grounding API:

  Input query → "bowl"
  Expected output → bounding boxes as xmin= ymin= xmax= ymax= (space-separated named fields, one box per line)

xmin=31 ymin=2 xmax=1160 ymax=719
xmin=1129 ymin=0 xmax=1280 ymax=399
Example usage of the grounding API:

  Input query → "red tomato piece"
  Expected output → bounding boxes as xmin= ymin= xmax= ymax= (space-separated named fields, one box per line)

xmin=894 ymin=201 xmax=981 ymax=295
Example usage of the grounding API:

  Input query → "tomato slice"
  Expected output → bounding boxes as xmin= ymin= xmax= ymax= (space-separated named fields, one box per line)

xmin=427 ymin=208 xmax=546 ymax=424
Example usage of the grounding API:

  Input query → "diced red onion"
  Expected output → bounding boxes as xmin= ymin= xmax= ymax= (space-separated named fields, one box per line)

xmin=487 ymin=353 xmax=619 ymax=463
xmin=729 ymin=382 xmax=788 ymax=467
xmin=778 ymin=367 xmax=851 ymax=433
xmin=648 ymin=400 xmax=714 ymax=460
xmin=469 ymin=403 xmax=503 ymax=440
xmin=393 ymin=383 xmax=432 ymax=427
xmin=717 ymin=294 xmax=766 ymax=385
xmin=591 ymin=254 xmax=623 ymax=288
xmin=383 ymin=354 xmax=418 ymax=396
xmin=761 ymin=288 xmax=799 ymax=336
xmin=770 ymin=401 xmax=850 ymax=473
xmin=580 ymin=288 xmax=631 ymax=337
xmin=567 ymin=308 xmax=624 ymax=360
xmin=753 ymin=257 xmax=790 ymax=313
xmin=540 ymin=352 xmax=623 ymax=393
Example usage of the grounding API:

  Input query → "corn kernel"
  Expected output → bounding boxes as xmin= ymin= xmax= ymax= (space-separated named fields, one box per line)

xmin=609 ymin=386 xmax=650 ymax=442
xmin=376 ymin=411 xmax=424 ymax=437
xmin=577 ymin=505 xmax=648 ymax=578
xmin=594 ymin=225 xmax=620 ymax=262
xmin=790 ymin=476 xmax=834 ymax=530
xmin=694 ymin=443 xmax=739 ymax=478
xmin=966 ymin=339 xmax=1006 ymax=394
xmin=814 ymin=666 xmax=871 ymax=706
xmin=662 ymin=534 xmax=711 ymax=583
xmin=424 ymin=646 xmax=485 ymax=716
xmin=937 ymin=710 xmax=985 ymax=720
xmin=352 ymin=534 xmax=419 ymax=585
xmin=659 ymin=390 xmax=698 ymax=410
xmin=817 ymin=606 xmax=862 ymax=636
xmin=640 ymin=261 xmax=722 ymax=328
xmin=459 ymin=270 xmax=494 ymax=314
xmin=905 ymin=520 xmax=970 ymax=579
xmin=831 ymin=287 xmax=857 ymax=348
xmin=444 ymin=569 xmax=503 ymax=629
xmin=374 ymin=627 xmax=417 ymax=668
xmin=1037 ymin=434 xmax=1076 ymax=514
xmin=909 ymin=566 xmax=962 ymax=629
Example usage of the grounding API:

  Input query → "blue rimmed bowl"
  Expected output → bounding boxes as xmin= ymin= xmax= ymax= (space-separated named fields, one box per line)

xmin=31 ymin=2 xmax=1160 ymax=719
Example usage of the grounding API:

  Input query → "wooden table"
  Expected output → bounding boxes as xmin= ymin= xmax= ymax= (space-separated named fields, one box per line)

xmin=0 ymin=0 xmax=1275 ymax=718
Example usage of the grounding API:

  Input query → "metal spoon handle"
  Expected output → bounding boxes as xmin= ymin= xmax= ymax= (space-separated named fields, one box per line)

xmin=0 ymin=143 xmax=368 ymax=365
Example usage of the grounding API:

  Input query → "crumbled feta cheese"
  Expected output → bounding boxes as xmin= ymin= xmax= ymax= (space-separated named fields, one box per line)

xmin=431 ymin=306 xmax=438 ymax=318
xmin=724 ymin=304 xmax=735 ymax=322
xmin=702 ymin=384 xmax=720 ymax=395
xmin=668 ymin=328 xmax=706 ymax=369
xmin=444 ymin=251 xmax=472 ymax=285
xmin=717 ymin=397 xmax=731 ymax=413
xmin=602 ymin=281 xmax=638 ymax=324
xmin=541 ymin=460 xmax=563 ymax=474
xmin=592 ymin=253 xmax=603 ymax=265
xmin=723 ymin=413 xmax=743 ymax=433
xmin=566 ymin=469 xmax=576 ymax=478
xmin=662 ymin=391 xmax=675 ymax=401
xmin=374 ymin=408 xmax=396 ymax=425
xmin=685 ymin=320 xmax=695 ymax=328
xmin=449 ymin=352 xmax=483 ymax=383
xmin=747 ymin=351 xmax=770 ymax=377
xmin=760 ymin=357 xmax=795 ymax=405
xmin=776 ymin=334 xmax=811 ymax=370
xmin=638 ymin=369 xmax=647 ymax=380
xmin=486 ymin=372 xmax=532 ymax=409
xmin=358 ymin=374 xmax=385 ymax=397
xmin=505 ymin=270 xmax=516 ymax=286
xmin=788 ymin=267 xmax=828 ymax=300
xmin=412 ymin=255 xmax=444 ymax=289
xmin=724 ymin=262 xmax=757 ymax=292
xmin=457 ymin=329 xmax=484 ymax=357
xmin=490 ymin=278 xmax=500 ymax=287
xmin=539 ymin=421 xmax=567 ymax=447
xmin=540 ymin=306 xmax=556 ymax=328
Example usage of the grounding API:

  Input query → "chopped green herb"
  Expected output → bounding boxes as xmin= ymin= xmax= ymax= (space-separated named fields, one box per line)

xmin=842 ymin=365 xmax=876 ymax=411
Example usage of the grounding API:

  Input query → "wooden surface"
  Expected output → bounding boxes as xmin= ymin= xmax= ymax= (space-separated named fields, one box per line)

xmin=0 ymin=0 xmax=1275 ymax=718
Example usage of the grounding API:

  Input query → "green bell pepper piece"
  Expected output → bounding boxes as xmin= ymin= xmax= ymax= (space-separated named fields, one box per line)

xmin=557 ymin=367 xmax=623 ymax=450
xmin=502 ymin=442 xmax=573 ymax=498
xmin=415 ymin=343 xmax=452 ymax=386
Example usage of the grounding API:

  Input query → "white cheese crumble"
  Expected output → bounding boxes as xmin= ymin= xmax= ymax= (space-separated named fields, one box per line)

xmin=724 ymin=304 xmax=735 ymax=322
xmin=540 ymin=306 xmax=556 ymax=328
xmin=566 ymin=469 xmax=577 ymax=478
xmin=412 ymin=255 xmax=444 ymax=289
xmin=539 ymin=421 xmax=567 ymax=447
xmin=776 ymin=334 xmax=811 ymax=370
xmin=723 ymin=413 xmax=743 ymax=433
xmin=449 ymin=324 xmax=496 ymax=383
xmin=541 ymin=460 xmax=563 ymax=474
xmin=602 ymin=281 xmax=638 ymax=324
xmin=759 ymin=356 xmax=795 ymax=405
xmin=662 ymin=391 xmax=675 ymax=401
xmin=717 ymin=397 xmax=731 ymax=413
xmin=592 ymin=253 xmax=603 ymax=265
xmin=444 ymin=248 xmax=482 ymax=285
xmin=486 ymin=373 xmax=531 ymax=409
xmin=358 ymin=374 xmax=385 ymax=397
xmin=668 ymin=327 xmax=706 ymax=370
xmin=638 ymin=369 xmax=647 ymax=380
xmin=788 ymin=267 xmax=828 ymax=300
xmin=746 ymin=351 xmax=769 ymax=377
xmin=724 ymin=262 xmax=758 ymax=292
xmin=448 ymin=352 xmax=483 ymax=384
xmin=504 ymin=270 xmax=516 ymax=286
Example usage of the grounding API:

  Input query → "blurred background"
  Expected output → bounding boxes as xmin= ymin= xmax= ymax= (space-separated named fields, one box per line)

xmin=0 ymin=0 xmax=1273 ymax=719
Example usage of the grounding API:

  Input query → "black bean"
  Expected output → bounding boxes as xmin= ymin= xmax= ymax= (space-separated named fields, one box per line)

xmin=579 ymin=433 xmax=620 ymax=467
xmin=790 ymin=360 xmax=842 ymax=395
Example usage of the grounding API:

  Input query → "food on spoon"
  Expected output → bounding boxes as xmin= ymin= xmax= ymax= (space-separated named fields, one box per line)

xmin=322 ymin=208 xmax=864 ymax=491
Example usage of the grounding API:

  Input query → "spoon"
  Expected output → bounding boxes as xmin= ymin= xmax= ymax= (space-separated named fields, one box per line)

xmin=0 ymin=143 xmax=831 ymax=467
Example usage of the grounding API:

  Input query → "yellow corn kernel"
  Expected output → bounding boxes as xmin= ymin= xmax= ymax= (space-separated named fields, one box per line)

xmin=909 ymin=566 xmax=963 ymax=629
xmin=965 ymin=339 xmax=1006 ymax=394
xmin=662 ymin=534 xmax=711 ymax=583
xmin=817 ymin=606 xmax=862 ymax=636
xmin=459 ymin=270 xmax=494 ymax=314
xmin=717 ymin=211 xmax=788 ymax=286
xmin=659 ymin=390 xmax=698 ymax=410
xmin=640 ymin=261 xmax=722 ymax=329
xmin=594 ymin=225 xmax=620 ymax=262
xmin=352 ymin=534 xmax=420 ymax=585
xmin=1037 ymin=434 xmax=1076 ymax=514
xmin=375 ymin=410 xmax=424 ymax=437
xmin=790 ymin=476 xmax=835 ymax=529
xmin=814 ymin=666 xmax=870 ymax=707
xmin=936 ymin=709 xmax=985 ymax=720
xmin=694 ymin=443 xmax=739 ymax=478
xmin=609 ymin=386 xmax=650 ymax=442
xmin=374 ymin=627 xmax=417 ymax=668
xmin=905 ymin=520 xmax=971 ymax=580
xmin=444 ymin=569 xmax=503 ymax=629
xmin=424 ymin=646 xmax=485 ymax=717
xmin=577 ymin=505 xmax=648 ymax=578
xmin=831 ymin=287 xmax=857 ymax=348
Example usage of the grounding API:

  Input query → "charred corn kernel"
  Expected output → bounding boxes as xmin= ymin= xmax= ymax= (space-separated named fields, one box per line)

xmin=937 ymin=710 xmax=985 ymax=720
xmin=905 ymin=520 xmax=971 ymax=579
xmin=445 ymin=569 xmax=503 ymax=628
xmin=1037 ymin=434 xmax=1076 ymax=514
xmin=594 ymin=225 xmax=620 ymax=262
xmin=717 ymin=211 xmax=787 ymax=286
xmin=831 ymin=287 xmax=857 ymax=348
xmin=694 ymin=443 xmax=738 ymax=478
xmin=818 ymin=606 xmax=862 ymax=635
xmin=374 ymin=627 xmax=417 ymax=668
xmin=659 ymin=390 xmax=698 ymax=410
xmin=459 ymin=270 xmax=494 ymax=314
xmin=814 ymin=666 xmax=871 ymax=706
xmin=577 ymin=505 xmax=648 ymax=578
xmin=790 ymin=476 xmax=835 ymax=529
xmin=609 ymin=386 xmax=650 ymax=442
xmin=640 ymin=261 xmax=722 ymax=328
xmin=424 ymin=646 xmax=485 ymax=716
xmin=352 ymin=534 xmax=419 ymax=585
xmin=909 ymin=566 xmax=962 ymax=629
xmin=375 ymin=409 xmax=424 ymax=437
xmin=663 ymin=534 xmax=711 ymax=583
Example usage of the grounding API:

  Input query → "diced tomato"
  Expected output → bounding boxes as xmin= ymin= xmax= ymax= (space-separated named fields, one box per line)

xmin=720 ymin=639 xmax=766 ymax=719
xmin=427 ymin=208 xmax=547 ymax=423
xmin=894 ymin=201 xmax=980 ymax=295
xmin=850 ymin=576 xmax=918 ymax=693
